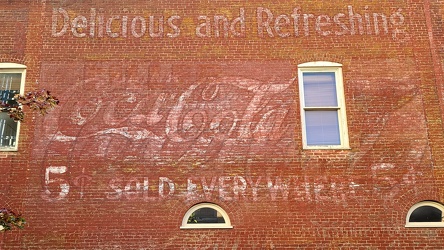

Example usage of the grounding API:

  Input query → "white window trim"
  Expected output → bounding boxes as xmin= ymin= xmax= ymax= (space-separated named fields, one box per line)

xmin=0 ymin=63 xmax=26 ymax=151
xmin=180 ymin=203 xmax=233 ymax=229
xmin=298 ymin=61 xmax=350 ymax=149
xmin=405 ymin=201 xmax=444 ymax=228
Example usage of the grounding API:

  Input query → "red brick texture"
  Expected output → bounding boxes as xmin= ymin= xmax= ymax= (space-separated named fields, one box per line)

xmin=1 ymin=0 xmax=444 ymax=249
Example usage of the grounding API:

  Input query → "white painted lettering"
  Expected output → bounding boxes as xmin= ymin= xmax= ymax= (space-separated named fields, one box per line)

xmin=246 ymin=176 xmax=262 ymax=201
xmin=303 ymin=13 xmax=315 ymax=36
xmin=159 ymin=177 xmax=175 ymax=198
xmin=214 ymin=15 xmax=229 ymax=38
xmin=52 ymin=8 xmax=69 ymax=37
xmin=373 ymin=12 xmax=388 ymax=35
xmin=348 ymin=6 xmax=364 ymax=35
xmin=106 ymin=16 xmax=120 ymax=38
xmin=106 ymin=177 xmax=123 ymax=200
xmin=167 ymin=15 xmax=181 ymax=38
xmin=196 ymin=16 xmax=211 ymax=38
xmin=143 ymin=177 xmax=156 ymax=201
xmin=333 ymin=13 xmax=348 ymax=36
xmin=71 ymin=15 xmax=87 ymax=38
xmin=122 ymin=15 xmax=128 ymax=37
xmin=390 ymin=9 xmax=405 ymax=39
xmin=124 ymin=177 xmax=141 ymax=200
xmin=257 ymin=7 xmax=274 ymax=37
xmin=89 ymin=8 xmax=96 ymax=37
xmin=267 ymin=176 xmax=289 ymax=201
xmin=230 ymin=8 xmax=245 ymax=37
xmin=201 ymin=176 xmax=218 ymax=199
xmin=291 ymin=7 xmax=301 ymax=36
xmin=218 ymin=176 xmax=232 ymax=201
xmin=274 ymin=14 xmax=291 ymax=37
xmin=97 ymin=8 xmax=105 ymax=37
xmin=233 ymin=176 xmax=247 ymax=200
xmin=149 ymin=16 xmax=164 ymax=38
xmin=186 ymin=177 xmax=199 ymax=200
xmin=47 ymin=6 xmax=406 ymax=40
xmin=131 ymin=16 xmax=147 ymax=38
xmin=315 ymin=15 xmax=332 ymax=36
xmin=42 ymin=166 xmax=70 ymax=201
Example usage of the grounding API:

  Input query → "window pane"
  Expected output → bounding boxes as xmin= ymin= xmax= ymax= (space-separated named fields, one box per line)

xmin=0 ymin=113 xmax=17 ymax=147
xmin=0 ymin=73 xmax=21 ymax=106
xmin=409 ymin=206 xmax=442 ymax=222
xmin=187 ymin=208 xmax=225 ymax=224
xmin=0 ymin=73 xmax=21 ymax=149
xmin=303 ymin=72 xmax=338 ymax=107
xmin=305 ymin=110 xmax=340 ymax=145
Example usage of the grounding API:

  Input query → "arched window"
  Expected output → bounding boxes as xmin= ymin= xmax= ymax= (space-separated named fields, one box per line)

xmin=180 ymin=203 xmax=233 ymax=229
xmin=405 ymin=201 xmax=444 ymax=227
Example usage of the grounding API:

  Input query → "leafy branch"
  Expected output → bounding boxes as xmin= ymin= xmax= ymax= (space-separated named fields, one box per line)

xmin=0 ymin=89 xmax=59 ymax=232
xmin=0 ymin=208 xmax=25 ymax=232
xmin=0 ymin=89 xmax=59 ymax=122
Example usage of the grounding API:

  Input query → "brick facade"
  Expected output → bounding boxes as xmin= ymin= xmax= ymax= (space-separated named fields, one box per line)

xmin=1 ymin=0 xmax=444 ymax=248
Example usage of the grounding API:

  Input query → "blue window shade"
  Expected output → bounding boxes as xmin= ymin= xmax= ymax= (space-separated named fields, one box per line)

xmin=303 ymin=72 xmax=337 ymax=107
xmin=305 ymin=110 xmax=340 ymax=145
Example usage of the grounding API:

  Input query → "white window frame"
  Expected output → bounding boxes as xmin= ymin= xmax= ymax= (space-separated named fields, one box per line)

xmin=0 ymin=63 xmax=26 ymax=151
xmin=298 ymin=61 xmax=349 ymax=149
xmin=180 ymin=203 xmax=233 ymax=229
xmin=405 ymin=201 xmax=444 ymax=228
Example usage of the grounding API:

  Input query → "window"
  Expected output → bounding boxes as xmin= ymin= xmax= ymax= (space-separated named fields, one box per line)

xmin=405 ymin=201 xmax=444 ymax=227
xmin=0 ymin=63 xmax=26 ymax=151
xmin=180 ymin=203 xmax=233 ymax=229
xmin=298 ymin=61 xmax=349 ymax=149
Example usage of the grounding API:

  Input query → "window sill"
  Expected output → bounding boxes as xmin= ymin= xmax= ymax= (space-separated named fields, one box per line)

xmin=0 ymin=150 xmax=18 ymax=158
xmin=180 ymin=225 xmax=233 ymax=229
xmin=405 ymin=223 xmax=444 ymax=228
xmin=0 ymin=149 xmax=18 ymax=151
xmin=303 ymin=146 xmax=351 ymax=150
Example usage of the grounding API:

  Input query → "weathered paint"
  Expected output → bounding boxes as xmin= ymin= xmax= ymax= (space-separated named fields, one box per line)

xmin=51 ymin=6 xmax=406 ymax=40
xmin=1 ymin=0 xmax=444 ymax=248
xmin=42 ymin=162 xmax=422 ymax=205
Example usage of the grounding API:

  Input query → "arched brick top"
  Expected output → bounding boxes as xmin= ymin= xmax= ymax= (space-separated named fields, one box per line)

xmin=396 ymin=186 xmax=440 ymax=214
xmin=294 ymin=54 xmax=350 ymax=69
xmin=0 ymin=56 xmax=29 ymax=66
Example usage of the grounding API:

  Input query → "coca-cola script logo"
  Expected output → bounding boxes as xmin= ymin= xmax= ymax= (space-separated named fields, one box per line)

xmin=39 ymin=74 xmax=296 ymax=165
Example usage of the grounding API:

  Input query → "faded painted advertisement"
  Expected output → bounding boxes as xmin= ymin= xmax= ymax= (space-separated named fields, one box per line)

xmin=35 ymin=60 xmax=431 ymax=204
xmin=37 ymin=61 xmax=295 ymax=164
xmin=51 ymin=5 xmax=406 ymax=40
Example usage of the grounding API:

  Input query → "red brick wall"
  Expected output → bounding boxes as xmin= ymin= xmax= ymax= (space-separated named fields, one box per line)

xmin=428 ymin=0 xmax=444 ymax=200
xmin=1 ymin=0 xmax=444 ymax=248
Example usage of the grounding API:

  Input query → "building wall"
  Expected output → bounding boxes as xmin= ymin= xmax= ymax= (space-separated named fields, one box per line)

xmin=1 ymin=0 xmax=444 ymax=249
